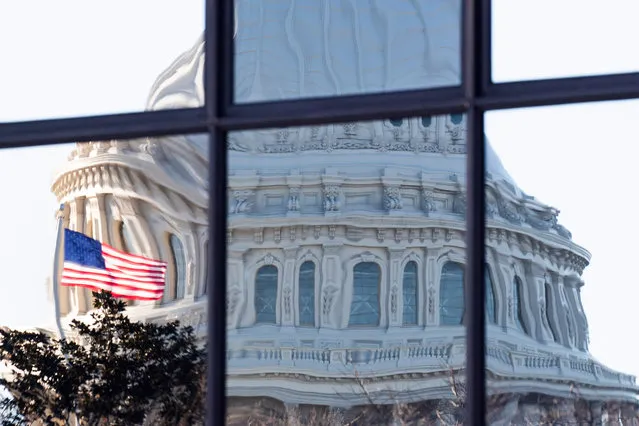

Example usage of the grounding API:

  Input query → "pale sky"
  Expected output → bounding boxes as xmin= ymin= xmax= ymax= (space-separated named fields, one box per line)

xmin=1 ymin=0 xmax=639 ymax=383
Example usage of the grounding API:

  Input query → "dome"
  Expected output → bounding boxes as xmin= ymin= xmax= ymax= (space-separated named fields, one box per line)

xmin=48 ymin=1 xmax=637 ymax=422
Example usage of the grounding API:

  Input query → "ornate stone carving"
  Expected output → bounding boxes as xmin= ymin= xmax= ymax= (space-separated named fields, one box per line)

xmin=263 ymin=253 xmax=277 ymax=266
xmin=343 ymin=122 xmax=358 ymax=137
xmin=422 ymin=190 xmax=437 ymax=215
xmin=227 ymin=286 xmax=242 ymax=320
xmin=377 ymin=228 xmax=385 ymax=242
xmin=445 ymin=122 xmax=465 ymax=152
xmin=328 ymin=225 xmax=336 ymax=240
xmin=254 ymin=228 xmax=264 ymax=244
xmin=322 ymin=286 xmax=338 ymax=322
xmin=323 ymin=185 xmax=341 ymax=212
xmin=427 ymin=284 xmax=436 ymax=320
xmin=383 ymin=186 xmax=403 ymax=211
xmin=287 ymin=187 xmax=300 ymax=212
xmin=232 ymin=190 xmax=255 ymax=214
xmin=497 ymin=199 xmax=523 ymax=224
xmin=314 ymin=225 xmax=321 ymax=239
xmin=274 ymin=228 xmax=281 ymax=243
xmin=283 ymin=287 xmax=292 ymax=321
xmin=140 ymin=139 xmax=159 ymax=156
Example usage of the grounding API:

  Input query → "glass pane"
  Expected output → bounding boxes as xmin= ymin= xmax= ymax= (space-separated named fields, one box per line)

xmin=0 ymin=132 xmax=208 ymax=423
xmin=493 ymin=1 xmax=639 ymax=82
xmin=484 ymin=102 xmax=639 ymax=424
xmin=234 ymin=0 xmax=462 ymax=104
xmin=227 ymin=114 xmax=467 ymax=423
xmin=0 ymin=1 xmax=204 ymax=122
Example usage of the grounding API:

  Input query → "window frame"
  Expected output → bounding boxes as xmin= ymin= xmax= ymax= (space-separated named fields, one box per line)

xmin=3 ymin=1 xmax=639 ymax=424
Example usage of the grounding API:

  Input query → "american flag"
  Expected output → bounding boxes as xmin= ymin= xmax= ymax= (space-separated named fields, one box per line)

xmin=61 ymin=229 xmax=167 ymax=301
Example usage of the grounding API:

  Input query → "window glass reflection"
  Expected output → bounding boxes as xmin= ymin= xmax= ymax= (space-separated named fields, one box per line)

xmin=234 ymin=0 xmax=462 ymax=103
xmin=227 ymin=114 xmax=468 ymax=424
xmin=0 ymin=134 xmax=209 ymax=424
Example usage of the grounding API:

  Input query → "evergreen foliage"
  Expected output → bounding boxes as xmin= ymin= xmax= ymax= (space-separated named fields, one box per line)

xmin=0 ymin=291 xmax=206 ymax=425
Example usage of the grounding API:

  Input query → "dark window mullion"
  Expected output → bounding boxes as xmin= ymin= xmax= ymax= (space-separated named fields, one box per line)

xmin=481 ymin=72 xmax=639 ymax=111
xmin=205 ymin=1 xmax=232 ymax=426
xmin=0 ymin=107 xmax=207 ymax=149
xmin=219 ymin=87 xmax=467 ymax=131
xmin=464 ymin=0 xmax=491 ymax=425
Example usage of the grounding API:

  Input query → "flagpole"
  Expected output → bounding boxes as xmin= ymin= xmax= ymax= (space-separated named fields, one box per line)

xmin=52 ymin=204 xmax=66 ymax=342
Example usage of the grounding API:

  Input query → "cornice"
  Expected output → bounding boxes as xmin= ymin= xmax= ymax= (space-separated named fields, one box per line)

xmin=52 ymin=162 xmax=207 ymax=225
xmin=52 ymin=151 xmax=207 ymax=208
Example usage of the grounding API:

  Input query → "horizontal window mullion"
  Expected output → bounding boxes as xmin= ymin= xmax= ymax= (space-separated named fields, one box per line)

xmin=480 ymin=72 xmax=639 ymax=111
xmin=216 ymin=87 xmax=468 ymax=131
xmin=0 ymin=108 xmax=208 ymax=149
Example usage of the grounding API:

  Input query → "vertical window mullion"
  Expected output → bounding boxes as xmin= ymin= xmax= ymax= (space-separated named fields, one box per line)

xmin=205 ymin=0 xmax=233 ymax=423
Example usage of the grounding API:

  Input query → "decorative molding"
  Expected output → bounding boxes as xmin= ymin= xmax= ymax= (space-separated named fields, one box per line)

xmin=231 ymin=190 xmax=255 ymax=214
xmin=322 ymin=184 xmax=341 ymax=213
xmin=383 ymin=186 xmax=403 ymax=211
xmin=287 ymin=187 xmax=301 ymax=212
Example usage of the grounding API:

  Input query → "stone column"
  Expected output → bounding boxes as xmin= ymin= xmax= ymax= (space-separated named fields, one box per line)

xmin=523 ymin=261 xmax=554 ymax=343
xmin=117 ymin=196 xmax=163 ymax=306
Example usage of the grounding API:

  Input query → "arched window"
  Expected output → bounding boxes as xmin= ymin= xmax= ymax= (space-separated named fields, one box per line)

xmin=440 ymin=262 xmax=465 ymax=325
xmin=485 ymin=266 xmax=497 ymax=324
xmin=298 ymin=261 xmax=315 ymax=326
xmin=349 ymin=262 xmax=381 ymax=326
xmin=170 ymin=235 xmax=186 ymax=299
xmin=450 ymin=113 xmax=463 ymax=125
xmin=402 ymin=261 xmax=418 ymax=325
xmin=544 ymin=283 xmax=558 ymax=342
xmin=513 ymin=276 xmax=528 ymax=334
xmin=255 ymin=265 xmax=278 ymax=324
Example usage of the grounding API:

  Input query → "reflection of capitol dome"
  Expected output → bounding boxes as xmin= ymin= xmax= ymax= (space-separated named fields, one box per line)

xmin=52 ymin=1 xmax=637 ymax=423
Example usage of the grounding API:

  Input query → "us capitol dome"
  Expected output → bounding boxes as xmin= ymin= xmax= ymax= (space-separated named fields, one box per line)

xmin=48 ymin=1 xmax=637 ymax=423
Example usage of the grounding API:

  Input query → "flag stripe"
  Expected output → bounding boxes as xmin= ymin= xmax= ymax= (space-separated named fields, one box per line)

xmin=60 ymin=278 xmax=164 ymax=297
xmin=60 ymin=281 xmax=163 ymax=300
xmin=62 ymin=264 xmax=165 ymax=290
xmin=103 ymin=252 xmax=167 ymax=273
xmin=101 ymin=243 xmax=166 ymax=267
xmin=61 ymin=229 xmax=168 ymax=301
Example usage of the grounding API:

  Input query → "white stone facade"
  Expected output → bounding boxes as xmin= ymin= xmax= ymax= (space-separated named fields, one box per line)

xmin=43 ymin=0 xmax=639 ymax=418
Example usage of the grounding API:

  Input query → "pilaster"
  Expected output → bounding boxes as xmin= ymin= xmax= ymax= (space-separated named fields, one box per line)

xmin=320 ymin=244 xmax=342 ymax=329
xmin=280 ymin=247 xmax=299 ymax=327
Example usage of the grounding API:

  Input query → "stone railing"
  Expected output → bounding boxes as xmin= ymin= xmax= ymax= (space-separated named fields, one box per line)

xmin=227 ymin=332 xmax=637 ymax=391
xmin=227 ymin=341 xmax=453 ymax=375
